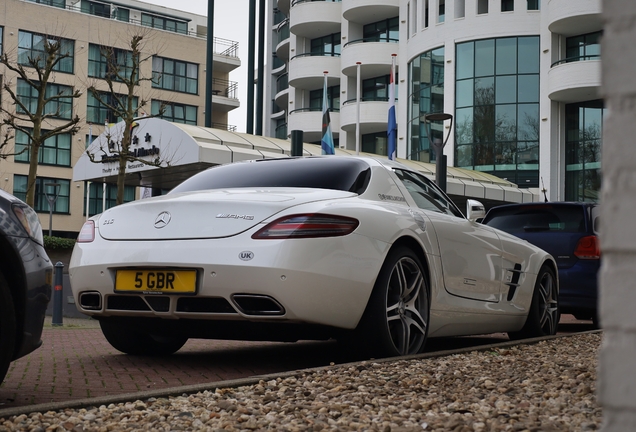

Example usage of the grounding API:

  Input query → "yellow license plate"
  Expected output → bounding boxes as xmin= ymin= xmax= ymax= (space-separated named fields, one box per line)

xmin=115 ymin=269 xmax=196 ymax=294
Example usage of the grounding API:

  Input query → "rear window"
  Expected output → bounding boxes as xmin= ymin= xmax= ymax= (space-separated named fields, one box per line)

xmin=170 ymin=157 xmax=372 ymax=195
xmin=483 ymin=205 xmax=587 ymax=234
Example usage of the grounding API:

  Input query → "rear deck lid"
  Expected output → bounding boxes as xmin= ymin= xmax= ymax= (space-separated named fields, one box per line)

xmin=97 ymin=188 xmax=356 ymax=241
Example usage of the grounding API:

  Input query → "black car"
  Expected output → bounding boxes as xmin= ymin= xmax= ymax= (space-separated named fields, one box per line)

xmin=481 ymin=202 xmax=600 ymax=326
xmin=0 ymin=189 xmax=53 ymax=383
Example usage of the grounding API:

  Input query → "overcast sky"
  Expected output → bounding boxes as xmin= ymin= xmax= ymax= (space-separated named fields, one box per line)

xmin=147 ymin=0 xmax=252 ymax=132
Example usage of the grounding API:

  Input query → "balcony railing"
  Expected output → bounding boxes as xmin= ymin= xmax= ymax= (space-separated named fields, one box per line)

xmin=551 ymin=54 xmax=601 ymax=68
xmin=290 ymin=52 xmax=341 ymax=60
xmin=211 ymin=78 xmax=239 ymax=99
xmin=275 ymin=122 xmax=288 ymax=139
xmin=343 ymin=96 xmax=396 ymax=104
xmin=290 ymin=107 xmax=340 ymax=114
xmin=343 ymin=37 xmax=399 ymax=48
xmin=211 ymin=123 xmax=237 ymax=132
xmin=291 ymin=0 xmax=342 ymax=6
xmin=36 ymin=0 xmax=240 ymax=57
xmin=277 ymin=20 xmax=290 ymax=45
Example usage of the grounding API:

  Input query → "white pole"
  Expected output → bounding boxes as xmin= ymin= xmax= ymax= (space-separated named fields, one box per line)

xmin=85 ymin=181 xmax=91 ymax=221
xmin=356 ymin=61 xmax=361 ymax=156
xmin=102 ymin=182 xmax=106 ymax=212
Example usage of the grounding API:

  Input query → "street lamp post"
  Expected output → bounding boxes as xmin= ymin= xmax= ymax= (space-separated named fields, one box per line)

xmin=423 ymin=113 xmax=453 ymax=192
xmin=44 ymin=183 xmax=61 ymax=237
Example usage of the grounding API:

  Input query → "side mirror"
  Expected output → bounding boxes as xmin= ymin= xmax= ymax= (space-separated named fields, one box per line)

xmin=466 ymin=199 xmax=486 ymax=222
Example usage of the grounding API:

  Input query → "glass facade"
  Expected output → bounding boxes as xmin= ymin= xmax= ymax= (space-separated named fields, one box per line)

xmin=151 ymin=100 xmax=197 ymax=125
xmin=17 ymin=80 xmax=74 ymax=119
xmin=15 ymin=130 xmax=72 ymax=167
xmin=565 ymin=31 xmax=601 ymax=63
xmin=88 ymin=44 xmax=135 ymax=81
xmin=13 ymin=175 xmax=70 ymax=214
xmin=565 ymin=100 xmax=604 ymax=202
xmin=363 ymin=17 xmax=399 ymax=42
xmin=362 ymin=132 xmax=387 ymax=156
xmin=310 ymin=33 xmax=341 ymax=56
xmin=141 ymin=13 xmax=188 ymax=34
xmin=407 ymin=47 xmax=445 ymax=162
xmin=310 ymin=86 xmax=339 ymax=111
xmin=84 ymin=183 xmax=136 ymax=217
xmin=87 ymin=91 xmax=138 ymax=124
xmin=455 ymin=36 xmax=540 ymax=187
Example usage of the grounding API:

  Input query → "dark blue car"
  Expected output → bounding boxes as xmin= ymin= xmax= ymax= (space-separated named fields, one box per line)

xmin=481 ymin=202 xmax=600 ymax=327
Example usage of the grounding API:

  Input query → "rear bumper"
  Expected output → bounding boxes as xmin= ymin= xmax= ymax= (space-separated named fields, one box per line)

xmin=557 ymin=260 xmax=599 ymax=313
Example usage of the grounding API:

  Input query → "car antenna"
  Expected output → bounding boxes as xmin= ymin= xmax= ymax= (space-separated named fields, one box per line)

xmin=541 ymin=177 xmax=548 ymax=202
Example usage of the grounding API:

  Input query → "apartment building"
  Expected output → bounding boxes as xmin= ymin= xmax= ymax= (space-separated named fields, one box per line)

xmin=0 ymin=0 xmax=241 ymax=236
xmin=266 ymin=0 xmax=602 ymax=202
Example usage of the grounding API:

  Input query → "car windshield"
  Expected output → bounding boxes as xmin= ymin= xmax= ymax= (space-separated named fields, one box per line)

xmin=170 ymin=157 xmax=372 ymax=195
xmin=484 ymin=204 xmax=587 ymax=234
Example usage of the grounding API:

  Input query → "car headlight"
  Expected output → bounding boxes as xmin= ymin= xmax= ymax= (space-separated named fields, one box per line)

xmin=12 ymin=203 xmax=45 ymax=246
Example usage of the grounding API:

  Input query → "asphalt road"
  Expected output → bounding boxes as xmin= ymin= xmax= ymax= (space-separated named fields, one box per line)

xmin=0 ymin=315 xmax=596 ymax=415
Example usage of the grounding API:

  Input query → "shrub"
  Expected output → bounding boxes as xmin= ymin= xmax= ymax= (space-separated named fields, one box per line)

xmin=44 ymin=235 xmax=76 ymax=250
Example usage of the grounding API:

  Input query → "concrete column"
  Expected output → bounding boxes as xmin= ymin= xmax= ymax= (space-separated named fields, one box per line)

xmin=599 ymin=1 xmax=636 ymax=430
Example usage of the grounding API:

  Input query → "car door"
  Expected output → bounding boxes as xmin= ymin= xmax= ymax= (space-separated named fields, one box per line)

xmin=393 ymin=169 xmax=503 ymax=302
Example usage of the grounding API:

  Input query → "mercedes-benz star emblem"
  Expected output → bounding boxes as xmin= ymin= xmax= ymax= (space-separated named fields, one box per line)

xmin=154 ymin=211 xmax=172 ymax=229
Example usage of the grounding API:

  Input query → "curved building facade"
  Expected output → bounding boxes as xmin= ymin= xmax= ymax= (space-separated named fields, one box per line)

xmin=266 ymin=0 xmax=602 ymax=201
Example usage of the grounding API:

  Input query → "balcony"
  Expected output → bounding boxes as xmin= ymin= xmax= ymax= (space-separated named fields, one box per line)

xmin=278 ymin=0 xmax=291 ymax=16
xmin=276 ymin=20 xmax=291 ymax=61
xmin=290 ymin=0 xmax=342 ymax=39
xmin=342 ymin=0 xmax=399 ymax=24
xmin=548 ymin=0 xmax=602 ymax=36
xmin=548 ymin=58 xmax=601 ymax=103
xmin=288 ymin=107 xmax=340 ymax=143
xmin=341 ymin=39 xmax=398 ymax=77
xmin=275 ymin=73 xmax=290 ymax=108
xmin=340 ymin=98 xmax=390 ymax=134
xmin=288 ymin=53 xmax=341 ymax=89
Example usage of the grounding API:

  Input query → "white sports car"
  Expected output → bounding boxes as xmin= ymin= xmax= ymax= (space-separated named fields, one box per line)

xmin=69 ymin=156 xmax=559 ymax=358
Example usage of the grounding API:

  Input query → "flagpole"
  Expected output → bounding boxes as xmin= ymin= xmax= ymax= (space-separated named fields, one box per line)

xmin=356 ymin=62 xmax=361 ymax=156
xmin=387 ymin=53 xmax=397 ymax=160
xmin=321 ymin=71 xmax=335 ymax=155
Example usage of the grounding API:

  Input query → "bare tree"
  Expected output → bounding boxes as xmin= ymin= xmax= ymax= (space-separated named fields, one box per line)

xmin=0 ymin=32 xmax=82 ymax=207
xmin=84 ymin=31 xmax=171 ymax=206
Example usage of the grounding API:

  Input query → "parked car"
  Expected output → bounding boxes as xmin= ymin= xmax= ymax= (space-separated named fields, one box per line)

xmin=481 ymin=202 xmax=600 ymax=326
xmin=69 ymin=156 xmax=559 ymax=358
xmin=0 ymin=190 xmax=53 ymax=384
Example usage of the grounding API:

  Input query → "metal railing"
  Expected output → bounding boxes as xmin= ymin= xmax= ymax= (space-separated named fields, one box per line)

xmin=275 ymin=122 xmax=288 ymax=139
xmin=211 ymin=78 xmax=239 ymax=99
xmin=53 ymin=1 xmax=239 ymax=57
xmin=211 ymin=122 xmax=237 ymax=132
xmin=290 ymin=52 xmax=340 ymax=60
xmin=292 ymin=0 xmax=342 ymax=6
xmin=343 ymin=37 xmax=399 ymax=48
xmin=343 ymin=96 xmax=396 ymax=104
xmin=289 ymin=107 xmax=339 ymax=114
xmin=277 ymin=20 xmax=290 ymax=45
xmin=551 ymin=54 xmax=601 ymax=68
xmin=276 ymin=73 xmax=289 ymax=93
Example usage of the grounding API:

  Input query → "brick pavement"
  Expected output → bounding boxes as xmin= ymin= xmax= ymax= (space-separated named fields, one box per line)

xmin=0 ymin=315 xmax=594 ymax=413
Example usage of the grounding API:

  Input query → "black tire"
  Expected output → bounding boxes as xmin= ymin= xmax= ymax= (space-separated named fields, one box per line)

xmin=353 ymin=247 xmax=430 ymax=358
xmin=0 ymin=272 xmax=17 ymax=384
xmin=100 ymin=318 xmax=187 ymax=356
xmin=508 ymin=265 xmax=559 ymax=340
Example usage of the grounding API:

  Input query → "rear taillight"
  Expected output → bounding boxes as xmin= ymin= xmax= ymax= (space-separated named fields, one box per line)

xmin=574 ymin=235 xmax=600 ymax=259
xmin=77 ymin=221 xmax=96 ymax=243
xmin=252 ymin=214 xmax=359 ymax=239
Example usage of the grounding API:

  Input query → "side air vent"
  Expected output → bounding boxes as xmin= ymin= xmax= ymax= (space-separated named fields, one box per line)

xmin=232 ymin=294 xmax=285 ymax=316
xmin=506 ymin=263 xmax=523 ymax=301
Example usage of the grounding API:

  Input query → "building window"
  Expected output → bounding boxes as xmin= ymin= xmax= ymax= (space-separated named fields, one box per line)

xmin=13 ymin=175 xmax=70 ymax=214
xmin=17 ymin=79 xmax=74 ymax=119
xmin=310 ymin=86 xmax=340 ymax=111
xmin=502 ymin=0 xmax=514 ymax=12
xmin=275 ymin=119 xmax=287 ymax=140
xmin=310 ymin=33 xmax=341 ymax=56
xmin=363 ymin=17 xmax=399 ymax=42
xmin=565 ymin=31 xmax=602 ymax=63
xmin=87 ymin=91 xmax=138 ymax=124
xmin=362 ymin=132 xmax=387 ymax=156
xmin=152 ymin=56 xmax=198 ymax=94
xmin=362 ymin=75 xmax=397 ymax=101
xmin=455 ymin=36 xmax=540 ymax=188
xmin=0 ymin=27 xmax=3 ymax=55
xmin=88 ymin=44 xmax=135 ymax=81
xmin=527 ymin=0 xmax=540 ymax=11
xmin=14 ymin=130 xmax=71 ymax=166
xmin=407 ymin=47 xmax=445 ymax=162
xmin=438 ymin=0 xmax=445 ymax=23
xmin=151 ymin=100 xmax=197 ymax=125
xmin=84 ymin=183 xmax=136 ymax=217
xmin=478 ymin=0 xmax=489 ymax=14
xmin=424 ymin=0 xmax=429 ymax=28
xmin=141 ymin=13 xmax=188 ymax=35
xmin=25 ymin=0 xmax=65 ymax=7
xmin=455 ymin=0 xmax=465 ymax=19
xmin=565 ymin=100 xmax=604 ymax=202
xmin=18 ymin=31 xmax=74 ymax=74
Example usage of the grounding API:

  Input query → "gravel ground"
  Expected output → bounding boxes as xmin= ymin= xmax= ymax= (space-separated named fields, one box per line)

xmin=0 ymin=332 xmax=601 ymax=431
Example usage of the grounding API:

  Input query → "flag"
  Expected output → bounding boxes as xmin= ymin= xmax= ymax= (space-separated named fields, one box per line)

xmin=387 ymin=55 xmax=397 ymax=160
xmin=321 ymin=73 xmax=335 ymax=155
